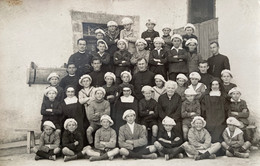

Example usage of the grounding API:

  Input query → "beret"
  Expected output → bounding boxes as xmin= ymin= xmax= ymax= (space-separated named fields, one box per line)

xmin=185 ymin=38 xmax=198 ymax=46
xmin=93 ymin=87 xmax=106 ymax=96
xmin=104 ymin=72 xmax=116 ymax=82
xmin=95 ymin=29 xmax=105 ymax=35
xmin=189 ymin=72 xmax=201 ymax=80
xmin=146 ymin=18 xmax=156 ymax=25
xmin=153 ymin=37 xmax=165 ymax=44
xmin=122 ymin=109 xmax=136 ymax=120
xmin=171 ymin=34 xmax=183 ymax=42
xmin=100 ymin=115 xmax=114 ymax=126
xmin=184 ymin=88 xmax=197 ymax=95
xmin=107 ymin=21 xmax=118 ymax=27
xmin=162 ymin=24 xmax=172 ymax=31
xmin=79 ymin=74 xmax=92 ymax=86
xmin=184 ymin=23 xmax=196 ymax=31
xmin=228 ymin=87 xmax=241 ymax=95
xmin=162 ymin=116 xmax=176 ymax=126
xmin=121 ymin=17 xmax=133 ymax=25
xmin=117 ymin=39 xmax=128 ymax=49
xmin=221 ymin=69 xmax=233 ymax=78
xmin=43 ymin=121 xmax=56 ymax=129
xmin=191 ymin=116 xmax=206 ymax=127
xmin=135 ymin=38 xmax=148 ymax=46
xmin=154 ymin=74 xmax=166 ymax=83
xmin=97 ymin=39 xmax=108 ymax=50
xmin=141 ymin=85 xmax=154 ymax=93
xmin=120 ymin=71 xmax=132 ymax=81
xmin=44 ymin=86 xmax=58 ymax=96
xmin=64 ymin=118 xmax=77 ymax=130
xmin=226 ymin=117 xmax=240 ymax=127
xmin=47 ymin=72 xmax=60 ymax=82
xmin=176 ymin=73 xmax=188 ymax=82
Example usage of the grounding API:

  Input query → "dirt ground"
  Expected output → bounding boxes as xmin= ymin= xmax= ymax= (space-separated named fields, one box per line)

xmin=0 ymin=150 xmax=259 ymax=166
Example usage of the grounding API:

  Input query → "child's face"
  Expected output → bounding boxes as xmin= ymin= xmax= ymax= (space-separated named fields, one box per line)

xmin=101 ymin=119 xmax=110 ymax=129
xmin=125 ymin=114 xmax=136 ymax=124
xmin=186 ymin=94 xmax=195 ymax=102
xmin=121 ymin=74 xmax=130 ymax=83
xmin=162 ymin=28 xmax=171 ymax=35
xmin=164 ymin=124 xmax=173 ymax=132
xmin=211 ymin=81 xmax=220 ymax=91
xmin=47 ymin=91 xmax=57 ymax=101
xmin=228 ymin=124 xmax=236 ymax=132
xmin=177 ymin=78 xmax=185 ymax=87
xmin=67 ymin=122 xmax=77 ymax=132
xmin=146 ymin=23 xmax=155 ymax=31
xmin=78 ymin=40 xmax=87 ymax=52
xmin=97 ymin=43 xmax=106 ymax=53
xmin=95 ymin=91 xmax=104 ymax=100
xmin=155 ymin=79 xmax=164 ymax=88
xmin=137 ymin=59 xmax=147 ymax=71
xmin=123 ymin=89 xmax=131 ymax=97
xmin=166 ymin=85 xmax=176 ymax=96
xmin=91 ymin=60 xmax=102 ymax=71
xmin=81 ymin=78 xmax=91 ymax=88
xmin=210 ymin=43 xmax=219 ymax=55
xmin=194 ymin=120 xmax=203 ymax=131
xmin=188 ymin=43 xmax=197 ymax=52
xmin=231 ymin=92 xmax=241 ymax=101
xmin=198 ymin=63 xmax=209 ymax=73
xmin=190 ymin=78 xmax=199 ymax=85
xmin=49 ymin=77 xmax=59 ymax=86
xmin=44 ymin=126 xmax=54 ymax=135
xmin=124 ymin=24 xmax=132 ymax=31
xmin=221 ymin=73 xmax=232 ymax=84
xmin=108 ymin=25 xmax=116 ymax=32
xmin=136 ymin=43 xmax=145 ymax=51
xmin=117 ymin=42 xmax=126 ymax=50
xmin=66 ymin=88 xmax=75 ymax=98
xmin=172 ymin=38 xmax=181 ymax=48
xmin=143 ymin=91 xmax=152 ymax=100
xmin=67 ymin=64 xmax=77 ymax=75
xmin=185 ymin=27 xmax=194 ymax=36
xmin=105 ymin=76 xmax=114 ymax=85
xmin=96 ymin=33 xmax=104 ymax=40
xmin=154 ymin=42 xmax=162 ymax=49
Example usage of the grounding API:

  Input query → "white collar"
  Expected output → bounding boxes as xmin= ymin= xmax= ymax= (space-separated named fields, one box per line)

xmin=226 ymin=127 xmax=243 ymax=138
xmin=127 ymin=122 xmax=135 ymax=134
xmin=209 ymin=90 xmax=221 ymax=96
xmin=167 ymin=131 xmax=171 ymax=137
xmin=188 ymin=82 xmax=203 ymax=91
xmin=79 ymin=51 xmax=85 ymax=54
xmin=231 ymin=98 xmax=241 ymax=102
xmin=69 ymin=74 xmax=75 ymax=76
xmin=64 ymin=96 xmax=78 ymax=105
xmin=155 ymin=48 xmax=162 ymax=51
xmin=171 ymin=46 xmax=183 ymax=50
xmin=120 ymin=95 xmax=134 ymax=103
xmin=98 ymin=51 xmax=105 ymax=56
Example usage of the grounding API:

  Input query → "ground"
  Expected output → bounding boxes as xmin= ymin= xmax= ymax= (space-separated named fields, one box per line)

xmin=0 ymin=150 xmax=259 ymax=166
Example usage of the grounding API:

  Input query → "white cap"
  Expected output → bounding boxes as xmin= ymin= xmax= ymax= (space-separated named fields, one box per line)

xmin=171 ymin=34 xmax=183 ymax=42
xmin=184 ymin=88 xmax=197 ymax=95
xmin=121 ymin=17 xmax=133 ymax=25
xmin=43 ymin=121 xmax=56 ymax=129
xmin=154 ymin=74 xmax=166 ymax=83
xmin=93 ymin=87 xmax=106 ymax=96
xmin=153 ymin=37 xmax=165 ymax=44
xmin=122 ymin=109 xmax=136 ymax=120
xmin=184 ymin=23 xmax=196 ymax=31
xmin=141 ymin=85 xmax=154 ymax=93
xmin=191 ymin=116 xmax=206 ymax=127
xmin=47 ymin=72 xmax=60 ymax=82
xmin=189 ymin=72 xmax=201 ymax=80
xmin=120 ymin=71 xmax=132 ymax=81
xmin=79 ymin=74 xmax=92 ymax=86
xmin=64 ymin=118 xmax=77 ymax=130
xmin=162 ymin=116 xmax=176 ymax=125
xmin=185 ymin=38 xmax=198 ymax=46
xmin=135 ymin=38 xmax=147 ymax=46
xmin=162 ymin=24 xmax=172 ymax=31
xmin=104 ymin=72 xmax=116 ymax=82
xmin=95 ymin=29 xmax=105 ymax=35
xmin=226 ymin=117 xmax=240 ymax=127
xmin=107 ymin=21 xmax=118 ymax=27
xmin=221 ymin=69 xmax=233 ymax=78
xmin=44 ymin=86 xmax=58 ymax=96
xmin=117 ymin=39 xmax=128 ymax=49
xmin=97 ymin=39 xmax=108 ymax=50
xmin=146 ymin=18 xmax=156 ymax=25
xmin=176 ymin=73 xmax=188 ymax=82
xmin=100 ymin=115 xmax=114 ymax=126
xmin=228 ymin=87 xmax=241 ymax=95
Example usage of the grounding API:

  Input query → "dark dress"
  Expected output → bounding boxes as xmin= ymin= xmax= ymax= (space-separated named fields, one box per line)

xmin=89 ymin=70 xmax=105 ymax=87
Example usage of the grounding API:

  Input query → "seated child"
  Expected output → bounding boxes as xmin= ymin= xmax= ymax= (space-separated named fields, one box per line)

xmin=182 ymin=116 xmax=221 ymax=160
xmin=182 ymin=23 xmax=198 ymax=51
xmin=130 ymin=38 xmax=150 ymax=74
xmin=167 ymin=34 xmax=188 ymax=81
xmin=139 ymin=86 xmax=159 ymax=143
xmin=41 ymin=87 xmax=62 ymax=135
xmin=113 ymin=39 xmax=132 ymax=84
xmin=221 ymin=117 xmax=251 ymax=158
xmin=120 ymin=17 xmax=137 ymax=54
xmin=86 ymin=87 xmax=110 ymax=146
xmin=175 ymin=73 xmax=188 ymax=101
xmin=181 ymin=88 xmax=201 ymax=140
xmin=221 ymin=69 xmax=237 ymax=95
xmin=62 ymin=118 xmax=85 ymax=162
xmin=35 ymin=121 xmax=60 ymax=161
xmin=44 ymin=72 xmax=64 ymax=102
xmin=119 ymin=109 xmax=157 ymax=159
xmin=141 ymin=18 xmax=159 ymax=51
xmin=85 ymin=115 xmax=119 ymax=161
xmin=161 ymin=24 xmax=173 ymax=51
xmin=188 ymin=72 xmax=206 ymax=100
xmin=118 ymin=71 xmax=135 ymax=96
xmin=89 ymin=57 xmax=106 ymax=87
xmin=185 ymin=38 xmax=202 ymax=73
xmin=149 ymin=37 xmax=167 ymax=79
xmin=198 ymin=60 xmax=214 ymax=89
xmin=154 ymin=116 xmax=184 ymax=160
xmin=152 ymin=74 xmax=167 ymax=102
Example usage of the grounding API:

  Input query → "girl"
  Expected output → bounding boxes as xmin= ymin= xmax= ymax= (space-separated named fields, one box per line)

xmin=152 ymin=74 xmax=166 ymax=102
xmin=185 ymin=38 xmax=202 ymax=73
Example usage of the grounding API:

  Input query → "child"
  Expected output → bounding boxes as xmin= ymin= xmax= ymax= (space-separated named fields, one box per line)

xmin=182 ymin=116 xmax=221 ymax=160
xmin=221 ymin=117 xmax=251 ymax=158
xmin=152 ymin=74 xmax=167 ymax=102
xmin=139 ymin=86 xmax=158 ymax=144
xmin=161 ymin=24 xmax=173 ymax=51
xmin=149 ymin=37 xmax=167 ymax=79
xmin=89 ymin=57 xmax=106 ymax=87
xmin=185 ymin=38 xmax=203 ymax=73
xmin=86 ymin=87 xmax=110 ymax=146
xmin=154 ymin=116 xmax=184 ymax=160
xmin=130 ymin=38 xmax=150 ymax=74
xmin=62 ymin=118 xmax=85 ymax=162
xmin=85 ymin=115 xmax=119 ymax=161
xmin=92 ymin=39 xmax=111 ymax=73
xmin=44 ymin=72 xmax=64 ymax=102
xmin=113 ymin=39 xmax=132 ymax=84
xmin=181 ymin=88 xmax=201 ymax=140
xmin=41 ymin=87 xmax=62 ymax=135
xmin=188 ymin=72 xmax=206 ymax=100
xmin=141 ymin=18 xmax=160 ymax=51
xmin=119 ymin=109 xmax=157 ymax=159
xmin=118 ymin=71 xmax=134 ymax=96
xmin=182 ymin=23 xmax=198 ymax=51
xmin=175 ymin=73 xmax=188 ymax=101
xmin=120 ymin=17 xmax=137 ymax=54
xmin=35 ymin=121 xmax=60 ymax=161
xmin=221 ymin=69 xmax=237 ymax=95
xmin=198 ymin=60 xmax=214 ymax=89
xmin=167 ymin=34 xmax=188 ymax=81
xmin=95 ymin=29 xmax=105 ymax=40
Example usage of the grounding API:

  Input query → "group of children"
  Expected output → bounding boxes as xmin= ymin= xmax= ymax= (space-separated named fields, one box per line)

xmin=35 ymin=17 xmax=255 ymax=162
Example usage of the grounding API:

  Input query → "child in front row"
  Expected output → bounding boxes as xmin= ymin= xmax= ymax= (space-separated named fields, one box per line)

xmin=152 ymin=74 xmax=166 ymax=102
xmin=175 ymin=74 xmax=188 ymax=101
xmin=35 ymin=121 xmax=60 ymax=161
xmin=221 ymin=117 xmax=251 ymax=158
xmin=44 ymin=72 xmax=64 ymax=102
xmin=188 ymin=72 xmax=206 ymax=100
xmin=85 ymin=115 xmax=119 ymax=161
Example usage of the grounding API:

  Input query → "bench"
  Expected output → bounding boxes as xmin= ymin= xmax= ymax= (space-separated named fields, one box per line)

xmin=15 ymin=129 xmax=39 ymax=154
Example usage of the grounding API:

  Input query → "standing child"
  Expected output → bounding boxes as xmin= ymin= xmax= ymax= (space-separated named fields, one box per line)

xmin=161 ymin=24 xmax=173 ymax=51
xmin=85 ymin=115 xmax=119 ymax=161
xmin=175 ymin=74 xmax=188 ymax=101
xmin=154 ymin=116 xmax=184 ymax=160
xmin=186 ymin=38 xmax=202 ymax=73
xmin=167 ymin=34 xmax=188 ymax=81
xmin=113 ymin=39 xmax=132 ymax=84
xmin=35 ymin=121 xmax=60 ymax=161
xmin=44 ymin=72 xmax=64 ymax=103
xmin=86 ymin=87 xmax=110 ymax=146
xmin=188 ymin=72 xmax=206 ymax=100
xmin=221 ymin=69 xmax=237 ymax=95
xmin=149 ymin=37 xmax=167 ymax=79
xmin=182 ymin=23 xmax=198 ymax=51
xmin=198 ymin=60 xmax=214 ymax=89
xmin=141 ymin=18 xmax=160 ymax=51
xmin=221 ymin=117 xmax=251 ymax=158
xmin=139 ymin=86 xmax=159 ymax=144
xmin=120 ymin=17 xmax=137 ymax=55
xmin=181 ymin=88 xmax=201 ymax=140
xmin=89 ymin=57 xmax=106 ymax=87
xmin=91 ymin=29 xmax=105 ymax=53
xmin=152 ymin=74 xmax=167 ymax=102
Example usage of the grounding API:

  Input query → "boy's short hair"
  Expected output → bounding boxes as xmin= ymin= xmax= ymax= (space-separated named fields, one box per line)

xmin=77 ymin=38 xmax=87 ymax=44
xmin=210 ymin=41 xmax=219 ymax=47
xmin=137 ymin=57 xmax=148 ymax=64
xmin=91 ymin=56 xmax=102 ymax=63
xmin=199 ymin=60 xmax=209 ymax=66
xmin=66 ymin=62 xmax=76 ymax=68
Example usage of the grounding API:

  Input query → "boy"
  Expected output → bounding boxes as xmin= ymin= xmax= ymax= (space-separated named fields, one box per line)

xmin=149 ymin=37 xmax=167 ymax=79
xmin=221 ymin=69 xmax=237 ymax=95
xmin=154 ymin=116 xmax=184 ymax=160
xmin=119 ymin=109 xmax=157 ymax=159
xmin=167 ymin=34 xmax=188 ymax=81
xmin=86 ymin=87 xmax=110 ymax=146
xmin=103 ymin=21 xmax=120 ymax=57
xmin=188 ymin=72 xmax=206 ymax=100
xmin=221 ymin=117 xmax=251 ymax=158
xmin=141 ymin=18 xmax=160 ymax=51
xmin=161 ymin=24 xmax=173 ymax=51
xmin=175 ymin=73 xmax=188 ymax=101
xmin=139 ymin=85 xmax=158 ymax=144
xmin=85 ymin=115 xmax=119 ymax=161
xmin=44 ymin=72 xmax=64 ymax=103
xmin=89 ymin=57 xmax=106 ymax=87
xmin=95 ymin=29 xmax=105 ymax=40
xmin=186 ymin=38 xmax=203 ymax=73
xmin=182 ymin=23 xmax=198 ymax=51
xmin=198 ymin=60 xmax=214 ymax=89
